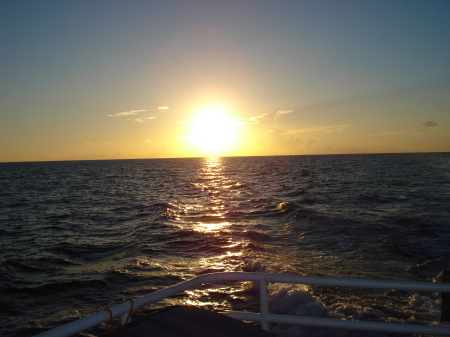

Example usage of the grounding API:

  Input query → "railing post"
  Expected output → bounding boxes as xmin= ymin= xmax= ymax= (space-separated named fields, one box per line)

xmin=120 ymin=313 xmax=128 ymax=325
xmin=441 ymin=270 xmax=450 ymax=323
xmin=259 ymin=280 xmax=270 ymax=331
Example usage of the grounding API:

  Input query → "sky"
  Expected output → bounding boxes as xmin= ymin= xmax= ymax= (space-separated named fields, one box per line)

xmin=1 ymin=0 xmax=449 ymax=162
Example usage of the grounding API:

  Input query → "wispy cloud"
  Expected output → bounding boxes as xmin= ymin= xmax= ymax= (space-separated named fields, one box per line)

xmin=372 ymin=129 xmax=423 ymax=137
xmin=289 ymin=124 xmax=352 ymax=134
xmin=129 ymin=117 xmax=156 ymax=123
xmin=108 ymin=110 xmax=146 ymax=117
xmin=305 ymin=139 xmax=318 ymax=147
xmin=422 ymin=121 xmax=437 ymax=127
xmin=84 ymin=141 xmax=114 ymax=146
xmin=371 ymin=121 xmax=438 ymax=137
xmin=276 ymin=109 xmax=294 ymax=116
xmin=130 ymin=115 xmax=157 ymax=123
xmin=108 ymin=109 xmax=161 ymax=123
xmin=238 ymin=114 xmax=268 ymax=128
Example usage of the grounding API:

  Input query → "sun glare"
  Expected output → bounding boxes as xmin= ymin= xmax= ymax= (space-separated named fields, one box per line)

xmin=187 ymin=104 xmax=240 ymax=156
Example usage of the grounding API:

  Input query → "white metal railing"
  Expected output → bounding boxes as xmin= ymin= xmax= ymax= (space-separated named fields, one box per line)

xmin=34 ymin=272 xmax=450 ymax=337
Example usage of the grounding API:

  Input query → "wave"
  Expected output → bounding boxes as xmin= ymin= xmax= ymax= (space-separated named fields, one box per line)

xmin=243 ymin=258 xmax=442 ymax=337
xmin=0 ymin=228 xmax=17 ymax=235
xmin=5 ymin=279 xmax=107 ymax=297
xmin=1 ymin=154 xmax=448 ymax=337
xmin=50 ymin=241 xmax=132 ymax=261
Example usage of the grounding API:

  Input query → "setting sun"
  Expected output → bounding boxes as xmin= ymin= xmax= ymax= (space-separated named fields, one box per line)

xmin=187 ymin=104 xmax=240 ymax=156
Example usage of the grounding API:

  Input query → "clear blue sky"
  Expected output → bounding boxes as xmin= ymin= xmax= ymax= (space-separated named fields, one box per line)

xmin=1 ymin=0 xmax=449 ymax=162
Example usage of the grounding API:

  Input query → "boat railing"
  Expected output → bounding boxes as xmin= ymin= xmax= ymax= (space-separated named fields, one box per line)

xmin=34 ymin=272 xmax=450 ymax=337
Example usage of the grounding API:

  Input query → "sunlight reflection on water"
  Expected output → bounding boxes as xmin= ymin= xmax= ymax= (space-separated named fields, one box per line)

xmin=176 ymin=157 xmax=250 ymax=308
xmin=194 ymin=221 xmax=232 ymax=233
xmin=165 ymin=157 xmax=246 ymax=279
xmin=191 ymin=157 xmax=231 ymax=232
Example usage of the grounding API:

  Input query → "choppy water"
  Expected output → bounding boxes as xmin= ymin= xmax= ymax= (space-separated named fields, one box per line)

xmin=1 ymin=153 xmax=449 ymax=336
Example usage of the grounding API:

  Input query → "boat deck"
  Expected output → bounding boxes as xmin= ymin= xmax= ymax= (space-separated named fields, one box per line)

xmin=101 ymin=305 xmax=275 ymax=337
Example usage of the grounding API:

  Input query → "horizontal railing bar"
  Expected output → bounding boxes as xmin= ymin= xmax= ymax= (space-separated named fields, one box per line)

xmin=33 ymin=277 xmax=205 ymax=337
xmin=34 ymin=272 xmax=450 ymax=337
xmin=193 ymin=272 xmax=450 ymax=292
xmin=223 ymin=312 xmax=450 ymax=335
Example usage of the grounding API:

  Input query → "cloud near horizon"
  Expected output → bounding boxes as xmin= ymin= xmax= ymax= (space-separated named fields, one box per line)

xmin=129 ymin=116 xmax=157 ymax=123
xmin=371 ymin=121 xmax=438 ymax=137
xmin=371 ymin=129 xmax=424 ymax=137
xmin=107 ymin=110 xmax=146 ymax=117
xmin=289 ymin=124 xmax=352 ymax=134
xmin=276 ymin=109 xmax=294 ymax=116
xmin=422 ymin=121 xmax=437 ymax=127
xmin=108 ymin=109 xmax=161 ymax=123
xmin=238 ymin=114 xmax=268 ymax=128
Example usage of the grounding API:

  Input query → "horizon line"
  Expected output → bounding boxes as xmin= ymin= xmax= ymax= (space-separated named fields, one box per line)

xmin=1 ymin=151 xmax=449 ymax=164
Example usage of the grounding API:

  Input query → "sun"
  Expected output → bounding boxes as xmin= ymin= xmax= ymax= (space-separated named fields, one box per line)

xmin=187 ymin=104 xmax=240 ymax=156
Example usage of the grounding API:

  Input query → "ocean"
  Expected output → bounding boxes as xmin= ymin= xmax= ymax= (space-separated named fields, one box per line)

xmin=1 ymin=153 xmax=449 ymax=337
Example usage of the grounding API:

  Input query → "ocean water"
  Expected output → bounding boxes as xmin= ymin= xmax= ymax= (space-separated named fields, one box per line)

xmin=0 ymin=153 xmax=449 ymax=337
